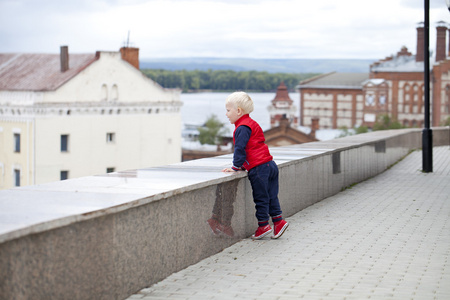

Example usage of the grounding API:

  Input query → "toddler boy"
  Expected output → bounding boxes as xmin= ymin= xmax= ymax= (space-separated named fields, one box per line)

xmin=222 ymin=91 xmax=288 ymax=239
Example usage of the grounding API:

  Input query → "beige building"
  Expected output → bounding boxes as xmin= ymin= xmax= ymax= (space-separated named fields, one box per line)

xmin=0 ymin=46 xmax=182 ymax=190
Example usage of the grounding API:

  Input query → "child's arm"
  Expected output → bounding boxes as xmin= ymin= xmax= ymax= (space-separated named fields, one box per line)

xmin=222 ymin=125 xmax=251 ymax=172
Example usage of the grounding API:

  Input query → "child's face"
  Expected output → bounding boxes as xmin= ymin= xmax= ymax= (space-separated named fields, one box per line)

xmin=226 ymin=102 xmax=242 ymax=124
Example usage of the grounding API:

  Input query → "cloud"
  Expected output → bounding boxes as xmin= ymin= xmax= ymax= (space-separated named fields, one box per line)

xmin=0 ymin=0 xmax=448 ymax=58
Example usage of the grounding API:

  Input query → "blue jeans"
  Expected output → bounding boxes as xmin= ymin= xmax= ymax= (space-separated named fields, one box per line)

xmin=247 ymin=160 xmax=282 ymax=222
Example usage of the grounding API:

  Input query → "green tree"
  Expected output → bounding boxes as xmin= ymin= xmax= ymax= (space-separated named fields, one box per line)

xmin=141 ymin=69 xmax=320 ymax=92
xmin=198 ymin=115 xmax=229 ymax=145
xmin=373 ymin=114 xmax=403 ymax=131
xmin=338 ymin=126 xmax=352 ymax=138
xmin=441 ymin=116 xmax=450 ymax=126
xmin=355 ymin=125 xmax=369 ymax=134
xmin=338 ymin=125 xmax=369 ymax=138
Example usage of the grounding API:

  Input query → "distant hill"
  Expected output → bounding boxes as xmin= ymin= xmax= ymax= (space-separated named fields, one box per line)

xmin=139 ymin=57 xmax=376 ymax=73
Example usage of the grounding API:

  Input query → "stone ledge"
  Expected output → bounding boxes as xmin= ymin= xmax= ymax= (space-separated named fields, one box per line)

xmin=0 ymin=127 xmax=448 ymax=300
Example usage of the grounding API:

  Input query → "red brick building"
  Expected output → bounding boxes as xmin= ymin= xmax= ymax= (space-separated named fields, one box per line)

xmin=298 ymin=23 xmax=450 ymax=129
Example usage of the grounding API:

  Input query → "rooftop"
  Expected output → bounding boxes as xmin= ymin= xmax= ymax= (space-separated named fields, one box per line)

xmin=0 ymin=53 xmax=97 ymax=91
xmin=297 ymin=72 xmax=369 ymax=90
xmin=370 ymin=53 xmax=426 ymax=73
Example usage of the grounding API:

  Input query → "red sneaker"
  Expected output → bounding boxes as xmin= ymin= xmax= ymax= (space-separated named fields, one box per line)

xmin=272 ymin=220 xmax=289 ymax=239
xmin=251 ymin=225 xmax=273 ymax=240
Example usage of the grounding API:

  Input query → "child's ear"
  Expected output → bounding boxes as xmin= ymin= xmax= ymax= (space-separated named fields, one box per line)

xmin=237 ymin=107 xmax=243 ymax=115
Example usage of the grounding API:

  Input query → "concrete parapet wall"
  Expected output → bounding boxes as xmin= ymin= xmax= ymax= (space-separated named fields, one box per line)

xmin=0 ymin=127 xmax=448 ymax=299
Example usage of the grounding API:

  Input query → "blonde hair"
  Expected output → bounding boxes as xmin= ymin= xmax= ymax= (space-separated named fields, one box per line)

xmin=225 ymin=91 xmax=254 ymax=114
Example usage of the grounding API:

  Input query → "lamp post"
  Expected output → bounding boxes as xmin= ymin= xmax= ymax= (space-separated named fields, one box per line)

xmin=422 ymin=0 xmax=433 ymax=172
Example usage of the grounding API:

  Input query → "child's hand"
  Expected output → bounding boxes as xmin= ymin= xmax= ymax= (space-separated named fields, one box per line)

xmin=222 ymin=167 xmax=237 ymax=173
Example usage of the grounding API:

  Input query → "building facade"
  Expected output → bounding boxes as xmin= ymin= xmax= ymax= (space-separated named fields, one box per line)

xmin=265 ymin=82 xmax=316 ymax=147
xmin=298 ymin=23 xmax=450 ymax=129
xmin=0 ymin=46 xmax=182 ymax=190
xmin=298 ymin=73 xmax=369 ymax=129
xmin=267 ymin=82 xmax=299 ymax=128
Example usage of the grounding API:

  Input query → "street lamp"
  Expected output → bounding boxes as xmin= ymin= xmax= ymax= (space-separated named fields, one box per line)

xmin=422 ymin=0 xmax=432 ymax=173
xmin=424 ymin=1 xmax=450 ymax=170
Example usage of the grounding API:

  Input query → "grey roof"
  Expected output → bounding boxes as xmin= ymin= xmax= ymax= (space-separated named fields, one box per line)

xmin=297 ymin=72 xmax=369 ymax=90
xmin=0 ymin=53 xmax=97 ymax=91
xmin=370 ymin=54 xmax=426 ymax=73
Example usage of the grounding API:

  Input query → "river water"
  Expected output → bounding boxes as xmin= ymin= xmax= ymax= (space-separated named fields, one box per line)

xmin=180 ymin=91 xmax=341 ymax=142
xmin=180 ymin=92 xmax=300 ymax=134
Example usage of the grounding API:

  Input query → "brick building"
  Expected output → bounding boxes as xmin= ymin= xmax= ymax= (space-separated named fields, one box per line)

xmin=265 ymin=82 xmax=316 ymax=147
xmin=298 ymin=23 xmax=450 ymax=129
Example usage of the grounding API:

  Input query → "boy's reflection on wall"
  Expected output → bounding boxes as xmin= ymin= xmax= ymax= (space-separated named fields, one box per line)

xmin=207 ymin=180 xmax=239 ymax=237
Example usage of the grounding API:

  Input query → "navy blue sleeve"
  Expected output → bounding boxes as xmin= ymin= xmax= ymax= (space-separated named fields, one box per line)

xmin=232 ymin=125 xmax=251 ymax=171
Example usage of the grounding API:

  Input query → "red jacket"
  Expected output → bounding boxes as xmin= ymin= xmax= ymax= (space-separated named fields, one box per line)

xmin=234 ymin=114 xmax=273 ymax=171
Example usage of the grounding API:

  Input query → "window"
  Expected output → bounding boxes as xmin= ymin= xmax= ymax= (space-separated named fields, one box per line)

xmin=106 ymin=167 xmax=115 ymax=173
xmin=14 ymin=169 xmax=20 ymax=186
xmin=111 ymin=84 xmax=118 ymax=101
xmin=101 ymin=84 xmax=108 ymax=101
xmin=446 ymin=85 xmax=450 ymax=113
xmin=61 ymin=134 xmax=69 ymax=152
xmin=365 ymin=94 xmax=375 ymax=106
xmin=14 ymin=133 xmax=20 ymax=152
xmin=0 ymin=163 xmax=4 ymax=188
xmin=60 ymin=171 xmax=69 ymax=181
xmin=106 ymin=133 xmax=115 ymax=143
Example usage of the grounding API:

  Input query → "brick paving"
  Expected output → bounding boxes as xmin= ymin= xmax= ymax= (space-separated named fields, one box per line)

xmin=127 ymin=146 xmax=450 ymax=300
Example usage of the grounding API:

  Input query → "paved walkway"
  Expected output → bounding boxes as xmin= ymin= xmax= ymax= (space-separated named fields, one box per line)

xmin=128 ymin=146 xmax=450 ymax=300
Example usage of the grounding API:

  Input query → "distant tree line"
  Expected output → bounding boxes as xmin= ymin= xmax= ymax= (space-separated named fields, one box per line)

xmin=141 ymin=69 xmax=320 ymax=92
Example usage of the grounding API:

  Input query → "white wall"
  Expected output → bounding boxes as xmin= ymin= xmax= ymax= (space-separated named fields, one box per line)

xmin=34 ymin=112 xmax=181 ymax=184
xmin=42 ymin=52 xmax=180 ymax=104
xmin=0 ymin=119 xmax=34 ymax=189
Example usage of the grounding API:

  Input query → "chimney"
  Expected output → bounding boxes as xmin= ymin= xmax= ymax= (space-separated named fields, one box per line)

xmin=60 ymin=45 xmax=69 ymax=72
xmin=279 ymin=114 xmax=290 ymax=129
xmin=310 ymin=117 xmax=319 ymax=139
xmin=416 ymin=23 xmax=424 ymax=62
xmin=435 ymin=21 xmax=447 ymax=62
xmin=120 ymin=47 xmax=140 ymax=69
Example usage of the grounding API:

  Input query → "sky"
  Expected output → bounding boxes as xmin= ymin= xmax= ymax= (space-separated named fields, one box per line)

xmin=0 ymin=0 xmax=449 ymax=60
